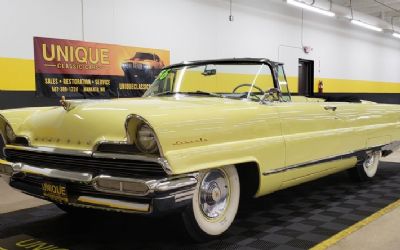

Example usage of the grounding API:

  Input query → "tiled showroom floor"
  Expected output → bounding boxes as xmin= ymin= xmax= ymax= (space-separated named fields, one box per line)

xmin=1 ymin=161 xmax=400 ymax=250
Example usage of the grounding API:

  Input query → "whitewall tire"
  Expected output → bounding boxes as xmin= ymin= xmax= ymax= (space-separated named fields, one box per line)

xmin=182 ymin=165 xmax=240 ymax=241
xmin=349 ymin=151 xmax=381 ymax=181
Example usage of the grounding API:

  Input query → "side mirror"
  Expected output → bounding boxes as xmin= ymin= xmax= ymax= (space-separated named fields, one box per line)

xmin=202 ymin=69 xmax=216 ymax=76
xmin=202 ymin=64 xmax=217 ymax=76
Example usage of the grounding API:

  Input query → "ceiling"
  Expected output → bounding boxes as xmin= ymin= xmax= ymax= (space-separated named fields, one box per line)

xmin=332 ymin=0 xmax=400 ymax=26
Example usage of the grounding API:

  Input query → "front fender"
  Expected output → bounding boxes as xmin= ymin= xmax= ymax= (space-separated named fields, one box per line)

xmin=0 ymin=107 xmax=55 ymax=133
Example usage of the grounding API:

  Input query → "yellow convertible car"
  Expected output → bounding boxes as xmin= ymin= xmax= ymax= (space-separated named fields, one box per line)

xmin=1 ymin=58 xmax=400 ymax=241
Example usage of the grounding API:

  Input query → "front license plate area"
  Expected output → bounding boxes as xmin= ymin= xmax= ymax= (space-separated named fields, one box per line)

xmin=41 ymin=182 xmax=69 ymax=203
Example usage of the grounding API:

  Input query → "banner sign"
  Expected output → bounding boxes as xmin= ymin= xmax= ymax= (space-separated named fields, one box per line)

xmin=33 ymin=37 xmax=170 ymax=98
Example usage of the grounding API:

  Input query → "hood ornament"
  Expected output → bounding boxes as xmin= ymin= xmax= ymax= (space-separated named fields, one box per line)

xmin=60 ymin=96 xmax=71 ymax=111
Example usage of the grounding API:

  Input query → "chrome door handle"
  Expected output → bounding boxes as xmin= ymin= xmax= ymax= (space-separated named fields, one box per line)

xmin=324 ymin=106 xmax=337 ymax=111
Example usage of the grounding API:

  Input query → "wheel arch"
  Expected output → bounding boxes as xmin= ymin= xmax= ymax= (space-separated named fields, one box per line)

xmin=234 ymin=161 xmax=261 ymax=199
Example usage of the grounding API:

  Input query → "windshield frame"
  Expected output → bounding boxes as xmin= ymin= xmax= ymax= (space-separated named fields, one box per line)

xmin=143 ymin=58 xmax=291 ymax=102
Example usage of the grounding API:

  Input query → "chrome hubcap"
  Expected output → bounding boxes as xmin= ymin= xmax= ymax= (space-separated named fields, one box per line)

xmin=199 ymin=169 xmax=230 ymax=219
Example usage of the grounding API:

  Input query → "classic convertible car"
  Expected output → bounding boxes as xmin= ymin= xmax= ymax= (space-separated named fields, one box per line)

xmin=1 ymin=58 xmax=400 ymax=241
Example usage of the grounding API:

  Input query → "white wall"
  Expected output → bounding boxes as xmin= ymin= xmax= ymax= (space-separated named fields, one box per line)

xmin=0 ymin=0 xmax=82 ymax=58
xmin=1 ymin=0 xmax=400 ymax=83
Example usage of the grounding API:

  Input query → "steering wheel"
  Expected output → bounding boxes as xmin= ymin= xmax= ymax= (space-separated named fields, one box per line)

xmin=232 ymin=83 xmax=265 ymax=101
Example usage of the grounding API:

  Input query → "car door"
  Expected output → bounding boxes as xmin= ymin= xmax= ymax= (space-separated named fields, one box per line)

xmin=328 ymin=102 xmax=395 ymax=151
xmin=274 ymin=102 xmax=346 ymax=184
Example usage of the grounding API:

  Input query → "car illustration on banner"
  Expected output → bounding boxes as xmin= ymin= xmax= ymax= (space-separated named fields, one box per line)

xmin=121 ymin=52 xmax=165 ymax=84
xmin=1 ymin=58 xmax=400 ymax=241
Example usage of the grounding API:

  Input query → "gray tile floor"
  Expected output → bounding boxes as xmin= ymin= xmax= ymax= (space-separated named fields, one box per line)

xmin=1 ymin=161 xmax=400 ymax=250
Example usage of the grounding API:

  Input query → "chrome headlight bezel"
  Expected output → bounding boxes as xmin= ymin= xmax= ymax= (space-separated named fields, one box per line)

xmin=135 ymin=122 xmax=159 ymax=154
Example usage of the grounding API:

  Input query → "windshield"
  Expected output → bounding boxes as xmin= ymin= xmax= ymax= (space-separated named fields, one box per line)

xmin=143 ymin=63 xmax=281 ymax=102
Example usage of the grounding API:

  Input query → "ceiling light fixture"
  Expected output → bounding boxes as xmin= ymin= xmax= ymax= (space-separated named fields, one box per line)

xmin=393 ymin=32 xmax=400 ymax=39
xmin=351 ymin=20 xmax=383 ymax=32
xmin=390 ymin=17 xmax=400 ymax=40
xmin=286 ymin=0 xmax=336 ymax=17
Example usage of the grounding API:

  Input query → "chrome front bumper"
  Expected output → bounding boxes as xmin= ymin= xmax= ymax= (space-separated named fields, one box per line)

xmin=0 ymin=159 xmax=198 ymax=214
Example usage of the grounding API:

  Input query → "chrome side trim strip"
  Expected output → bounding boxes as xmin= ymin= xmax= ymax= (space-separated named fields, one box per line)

xmin=262 ymin=147 xmax=383 ymax=176
xmin=263 ymin=154 xmax=354 ymax=176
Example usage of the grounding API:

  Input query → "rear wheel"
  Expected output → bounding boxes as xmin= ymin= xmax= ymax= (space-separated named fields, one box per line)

xmin=182 ymin=165 xmax=240 ymax=242
xmin=348 ymin=151 xmax=381 ymax=181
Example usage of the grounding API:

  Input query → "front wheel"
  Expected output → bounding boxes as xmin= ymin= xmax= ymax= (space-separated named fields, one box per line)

xmin=348 ymin=151 xmax=381 ymax=181
xmin=182 ymin=165 xmax=240 ymax=242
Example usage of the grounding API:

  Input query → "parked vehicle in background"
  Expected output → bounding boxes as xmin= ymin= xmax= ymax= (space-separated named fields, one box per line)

xmin=121 ymin=52 xmax=165 ymax=84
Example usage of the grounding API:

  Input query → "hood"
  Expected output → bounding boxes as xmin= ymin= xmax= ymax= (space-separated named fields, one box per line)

xmin=3 ymin=96 xmax=271 ymax=152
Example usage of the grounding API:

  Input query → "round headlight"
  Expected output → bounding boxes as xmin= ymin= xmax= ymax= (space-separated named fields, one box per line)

xmin=136 ymin=123 xmax=158 ymax=153
xmin=5 ymin=124 xmax=16 ymax=143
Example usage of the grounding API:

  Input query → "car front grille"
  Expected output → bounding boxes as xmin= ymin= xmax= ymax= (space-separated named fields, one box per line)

xmin=122 ymin=62 xmax=133 ymax=69
xmin=4 ymin=148 xmax=167 ymax=177
xmin=132 ymin=63 xmax=144 ymax=69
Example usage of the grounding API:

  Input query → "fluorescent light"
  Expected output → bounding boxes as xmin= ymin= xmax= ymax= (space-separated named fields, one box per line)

xmin=393 ymin=32 xmax=400 ymax=39
xmin=351 ymin=20 xmax=383 ymax=32
xmin=287 ymin=0 xmax=335 ymax=17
